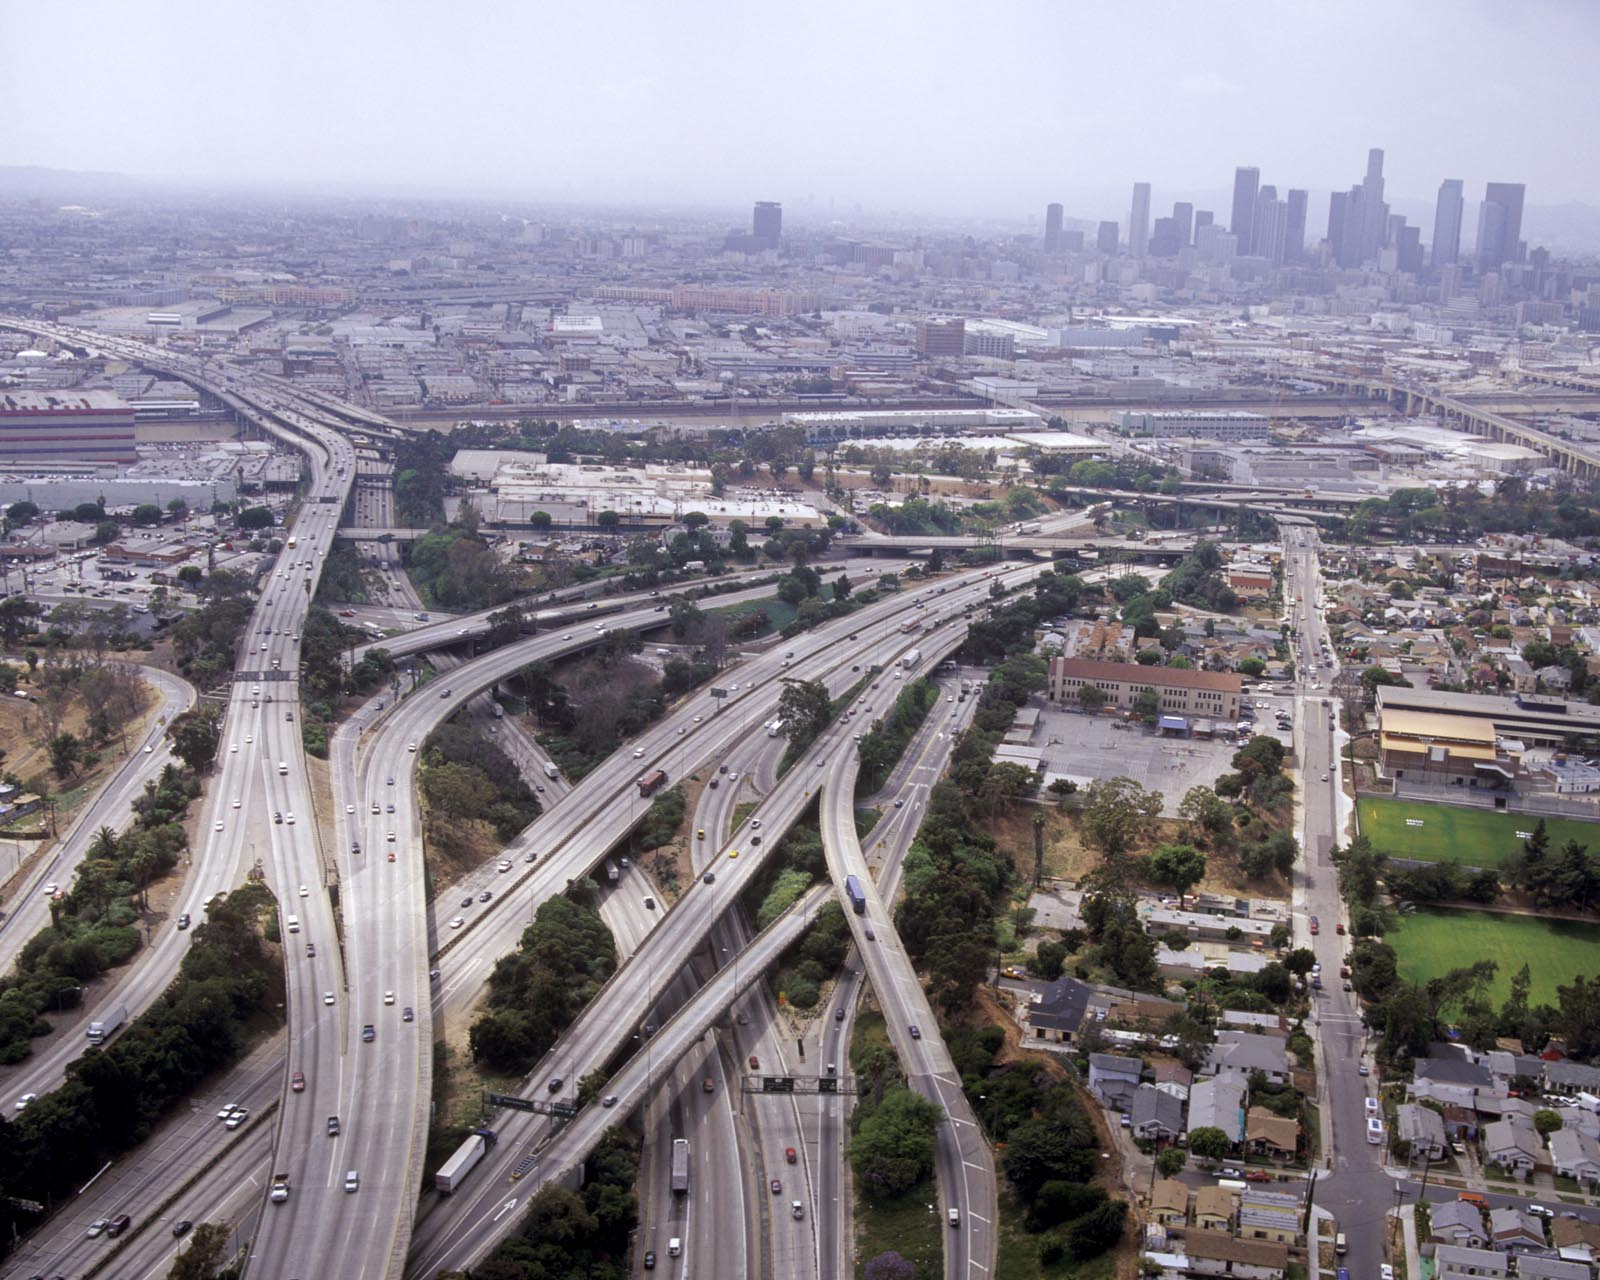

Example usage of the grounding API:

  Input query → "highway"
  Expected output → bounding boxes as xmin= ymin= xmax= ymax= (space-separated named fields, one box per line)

xmin=819 ymin=696 xmax=997 ymax=1280
xmin=0 ymin=664 xmax=195 ymax=981
xmin=403 ymin=579 xmax=1026 ymax=1277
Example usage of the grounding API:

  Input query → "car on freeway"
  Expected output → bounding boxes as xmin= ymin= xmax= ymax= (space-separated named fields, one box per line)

xmin=172 ymin=1219 xmax=194 ymax=1237
xmin=785 ymin=1146 xmax=797 ymax=1163
xmin=450 ymin=916 xmax=464 ymax=928
xmin=86 ymin=1217 xmax=110 ymax=1238
xmin=361 ymin=1024 xmax=375 ymax=1042
xmin=834 ymin=1007 xmax=846 ymax=1022
xmin=323 ymin=991 xmax=335 ymax=1006
xmin=383 ymin=991 xmax=395 ymax=1005
xmin=403 ymin=1006 xmax=414 ymax=1022
xmin=225 ymin=1109 xmax=248 ymax=1129
xmin=643 ymin=1251 xmax=656 ymax=1270
xmin=602 ymin=1094 xmax=618 ymax=1107
xmin=177 ymin=912 xmax=191 ymax=930
xmin=478 ymin=890 xmax=492 ymax=902
xmin=291 ymin=1071 xmax=306 ymax=1092
xmin=909 ymin=1024 xmax=922 ymax=1038
xmin=771 ymin=1178 xmax=782 ymax=1194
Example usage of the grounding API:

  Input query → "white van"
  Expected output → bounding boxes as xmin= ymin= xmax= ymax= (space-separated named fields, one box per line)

xmin=286 ymin=915 xmax=300 ymax=934
xmin=668 ymin=1238 xmax=681 ymax=1257
xmin=278 ymin=761 xmax=289 ymax=775
xmin=1366 ymin=1117 xmax=1384 ymax=1145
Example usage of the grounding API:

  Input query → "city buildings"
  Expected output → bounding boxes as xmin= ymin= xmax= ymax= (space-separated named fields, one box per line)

xmin=1432 ymin=179 xmax=1465 ymax=269
xmin=1045 ymin=202 xmax=1063 ymax=253
xmin=1476 ymin=182 xmax=1527 ymax=271
xmin=1230 ymin=167 xmax=1259 ymax=255
xmin=1130 ymin=182 xmax=1151 ymax=259
xmin=1048 ymin=658 xmax=1243 ymax=723
xmin=752 ymin=200 xmax=782 ymax=250
xmin=0 ymin=391 xmax=137 ymax=464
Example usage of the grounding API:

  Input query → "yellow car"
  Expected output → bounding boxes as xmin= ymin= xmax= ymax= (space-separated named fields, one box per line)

xmin=697 ymin=828 xmax=705 ymax=840
xmin=727 ymin=848 xmax=739 ymax=859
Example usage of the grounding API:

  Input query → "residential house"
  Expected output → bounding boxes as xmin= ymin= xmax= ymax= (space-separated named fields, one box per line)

xmin=1429 ymin=1200 xmax=1489 ymax=1249
xmin=1238 ymin=1190 xmax=1300 ymax=1245
xmin=1516 ymin=1256 xmax=1590 ymax=1280
xmin=1245 ymin=1108 xmax=1299 ymax=1160
xmin=1184 ymin=1229 xmax=1289 ymax=1280
xmin=1435 ymin=1244 xmax=1512 ymax=1280
xmin=1552 ymin=1216 xmax=1600 ymax=1265
xmin=1545 ymin=1062 xmax=1600 ymax=1095
xmin=1396 ymin=1103 xmax=1448 ymax=1161
xmin=1412 ymin=1054 xmax=1496 ymax=1112
xmin=1189 ymin=1079 xmax=1248 ymax=1146
xmin=1131 ymin=1084 xmax=1186 ymax=1143
xmin=1549 ymin=1128 xmax=1600 ymax=1186
xmin=1151 ymin=1179 xmax=1189 ymax=1227
xmin=1489 ymin=1205 xmax=1548 ymax=1253
xmin=1088 ymin=1053 xmax=1144 ymax=1108
xmin=1027 ymin=975 xmax=1093 ymax=1044
xmin=1194 ymin=1187 xmax=1235 ymax=1233
xmin=1204 ymin=1033 xmax=1291 ymax=1086
xmin=1483 ymin=1116 xmax=1543 ymax=1178
xmin=1154 ymin=1060 xmax=1194 ymax=1102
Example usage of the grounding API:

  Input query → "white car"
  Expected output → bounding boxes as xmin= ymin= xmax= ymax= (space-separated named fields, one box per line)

xmin=14 ymin=1092 xmax=36 ymax=1111
xmin=214 ymin=821 xmax=225 ymax=832
xmin=323 ymin=991 xmax=336 ymax=1006
xmin=298 ymin=884 xmax=309 ymax=898
xmin=633 ymin=748 xmax=645 ymax=758
xmin=232 ymin=797 xmax=241 ymax=809
xmin=449 ymin=916 xmax=464 ymax=929
xmin=384 ymin=991 xmax=395 ymax=1005
xmin=230 ymin=742 xmax=238 ymax=754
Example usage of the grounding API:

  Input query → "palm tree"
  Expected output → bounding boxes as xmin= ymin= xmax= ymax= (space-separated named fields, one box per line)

xmin=88 ymin=825 xmax=119 ymax=861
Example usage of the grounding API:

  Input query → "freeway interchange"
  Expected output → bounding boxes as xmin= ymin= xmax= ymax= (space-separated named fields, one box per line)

xmin=0 ymin=318 xmax=1049 ymax=1280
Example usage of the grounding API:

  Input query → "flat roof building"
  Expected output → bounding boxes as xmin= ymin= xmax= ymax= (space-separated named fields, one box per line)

xmin=1112 ymin=410 xmax=1270 ymax=442
xmin=1377 ymin=686 xmax=1600 ymax=751
xmin=1049 ymin=657 xmax=1242 ymax=722
xmin=0 ymin=391 xmax=137 ymax=464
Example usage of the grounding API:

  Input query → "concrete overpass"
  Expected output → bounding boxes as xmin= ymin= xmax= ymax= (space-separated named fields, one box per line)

xmin=1303 ymin=373 xmax=1600 ymax=480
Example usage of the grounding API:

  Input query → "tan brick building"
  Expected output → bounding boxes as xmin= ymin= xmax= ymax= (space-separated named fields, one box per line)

xmin=1048 ymin=658 xmax=1242 ymax=722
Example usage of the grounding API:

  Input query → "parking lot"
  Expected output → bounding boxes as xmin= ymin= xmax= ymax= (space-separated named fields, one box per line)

xmin=1035 ymin=691 xmax=1299 ymax=815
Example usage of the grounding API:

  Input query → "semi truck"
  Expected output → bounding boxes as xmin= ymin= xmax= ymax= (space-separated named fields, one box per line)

xmin=435 ymin=1129 xmax=498 ymax=1195
xmin=844 ymin=874 xmax=867 ymax=915
xmin=671 ymin=1139 xmax=691 ymax=1194
xmin=901 ymin=648 xmax=921 ymax=670
xmin=604 ymin=859 xmax=620 ymax=885
xmin=636 ymin=768 xmax=668 ymax=798
xmin=86 ymin=1004 xmax=128 ymax=1046
xmin=765 ymin=719 xmax=785 ymax=738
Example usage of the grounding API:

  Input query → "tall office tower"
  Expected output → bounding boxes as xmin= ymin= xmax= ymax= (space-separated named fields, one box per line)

xmin=1230 ymin=166 xmax=1261 ymax=253
xmin=1327 ymin=190 xmax=1349 ymax=261
xmin=1284 ymin=189 xmax=1308 ymax=262
xmin=1044 ymin=202 xmax=1064 ymax=252
xmin=1396 ymin=225 xmax=1424 ymax=274
xmin=1172 ymin=202 xmax=1194 ymax=248
xmin=1194 ymin=210 xmax=1214 ymax=234
xmin=1096 ymin=220 xmax=1119 ymax=255
xmin=752 ymin=201 xmax=782 ymax=249
xmin=1476 ymin=182 xmax=1526 ymax=270
xmin=1431 ymin=179 xmax=1464 ymax=269
xmin=1129 ymin=182 xmax=1151 ymax=257
xmin=1252 ymin=184 xmax=1278 ymax=254
xmin=1255 ymin=193 xmax=1288 ymax=265
xmin=1359 ymin=148 xmax=1387 ymax=262
xmin=1148 ymin=217 xmax=1179 ymax=257
xmin=1439 ymin=262 xmax=1461 ymax=300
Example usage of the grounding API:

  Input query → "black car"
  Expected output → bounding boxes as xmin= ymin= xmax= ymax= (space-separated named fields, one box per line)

xmin=643 ymin=1251 xmax=656 ymax=1270
xmin=834 ymin=1007 xmax=846 ymax=1022
xmin=460 ymin=897 xmax=473 ymax=908
xmin=478 ymin=890 xmax=492 ymax=903
xmin=403 ymin=1006 xmax=414 ymax=1022
xmin=361 ymin=1024 xmax=375 ymax=1042
xmin=171 ymin=1219 xmax=194 ymax=1237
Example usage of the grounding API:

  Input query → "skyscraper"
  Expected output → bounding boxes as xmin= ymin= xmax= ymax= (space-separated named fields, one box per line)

xmin=1172 ymin=202 xmax=1194 ymax=249
xmin=1284 ymin=189 xmax=1308 ymax=263
xmin=752 ymin=201 xmax=782 ymax=249
xmin=1230 ymin=167 xmax=1260 ymax=254
xmin=1476 ymin=182 xmax=1526 ymax=270
xmin=1129 ymin=182 xmax=1151 ymax=258
xmin=1327 ymin=191 xmax=1349 ymax=263
xmin=1360 ymin=148 xmax=1388 ymax=263
xmin=1096 ymin=221 xmax=1119 ymax=255
xmin=1254 ymin=187 xmax=1288 ymax=265
xmin=1431 ymin=179 xmax=1464 ymax=269
xmin=1045 ymin=202 xmax=1063 ymax=253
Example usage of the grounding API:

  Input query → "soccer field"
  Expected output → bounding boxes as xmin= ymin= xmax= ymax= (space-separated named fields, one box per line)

xmin=1388 ymin=908 xmax=1600 ymax=1007
xmin=1357 ymin=796 xmax=1600 ymax=867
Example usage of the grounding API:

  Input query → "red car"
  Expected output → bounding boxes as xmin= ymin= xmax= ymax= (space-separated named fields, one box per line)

xmin=291 ymin=1070 xmax=305 ymax=1092
xmin=749 ymin=1054 xmax=760 ymax=1070
xmin=1245 ymin=1171 xmax=1272 ymax=1183
xmin=785 ymin=1147 xmax=797 ymax=1164
xmin=1309 ymin=916 xmax=1320 ymax=935
xmin=770 ymin=1178 xmax=782 ymax=1194
xmin=1335 ymin=922 xmax=1346 ymax=935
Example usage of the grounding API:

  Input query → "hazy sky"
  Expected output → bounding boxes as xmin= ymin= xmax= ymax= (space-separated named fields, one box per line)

xmin=6 ymin=0 xmax=1599 ymax=221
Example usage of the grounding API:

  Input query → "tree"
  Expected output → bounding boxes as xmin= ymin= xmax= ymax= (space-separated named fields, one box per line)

xmin=848 ymin=1087 xmax=943 ymax=1200
xmin=1133 ymin=687 xmax=1162 ymax=722
xmin=1066 ymin=1198 xmax=1128 ymax=1261
xmin=596 ymin=509 xmax=621 ymax=530
xmin=236 ymin=505 xmax=274 ymax=530
xmin=1233 ymin=735 xmax=1285 ymax=779
xmin=92 ymin=519 xmax=120 ymax=545
xmin=167 ymin=1222 xmax=233 ymax=1279
xmin=1533 ymin=1108 xmax=1564 ymax=1136
xmin=1283 ymin=947 xmax=1317 ymax=976
xmin=1238 ymin=656 xmax=1266 ymax=677
xmin=1187 ymin=1125 xmax=1230 ymax=1161
xmin=1178 ymin=785 xmax=1233 ymax=843
xmin=1155 ymin=1147 xmax=1188 ymax=1177
xmin=1149 ymin=844 xmax=1206 ymax=894
xmin=5 ymin=499 xmax=38 ymax=527
xmin=167 ymin=707 xmax=221 ymax=773
xmin=777 ymin=678 xmax=832 ymax=746
xmin=1079 ymin=777 xmax=1161 ymax=859
xmin=48 ymin=731 xmax=82 ymax=780
xmin=131 ymin=503 xmax=163 ymax=526
xmin=865 ymin=1252 xmax=917 ymax=1280
xmin=0 ymin=595 xmax=43 ymax=645
xmin=1034 ymin=940 xmax=1067 ymax=981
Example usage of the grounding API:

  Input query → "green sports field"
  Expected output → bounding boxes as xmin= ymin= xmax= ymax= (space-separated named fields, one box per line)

xmin=1387 ymin=907 xmax=1600 ymax=1008
xmin=1357 ymin=796 xmax=1600 ymax=868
